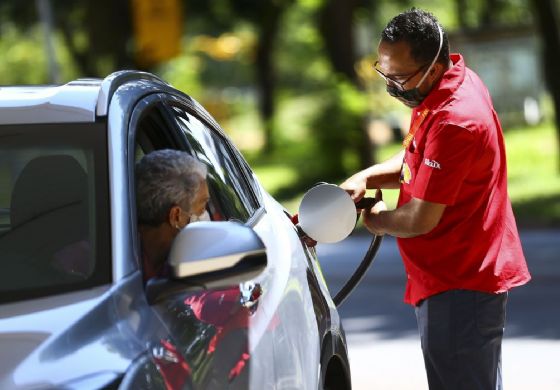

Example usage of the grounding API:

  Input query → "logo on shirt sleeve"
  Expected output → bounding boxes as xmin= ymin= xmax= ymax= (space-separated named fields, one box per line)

xmin=424 ymin=158 xmax=441 ymax=170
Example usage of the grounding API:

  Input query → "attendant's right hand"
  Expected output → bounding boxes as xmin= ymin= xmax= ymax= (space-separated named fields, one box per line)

xmin=340 ymin=173 xmax=367 ymax=202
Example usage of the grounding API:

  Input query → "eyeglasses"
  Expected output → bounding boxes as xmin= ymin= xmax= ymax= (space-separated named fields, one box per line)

xmin=373 ymin=61 xmax=429 ymax=91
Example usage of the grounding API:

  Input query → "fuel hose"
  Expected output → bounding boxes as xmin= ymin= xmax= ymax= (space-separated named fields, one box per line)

xmin=293 ymin=186 xmax=384 ymax=307
xmin=333 ymin=196 xmax=383 ymax=307
xmin=333 ymin=233 xmax=383 ymax=307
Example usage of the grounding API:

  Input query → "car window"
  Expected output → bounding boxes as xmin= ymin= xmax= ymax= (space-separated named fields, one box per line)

xmin=169 ymin=106 xmax=260 ymax=223
xmin=134 ymin=102 xmax=182 ymax=159
xmin=0 ymin=123 xmax=111 ymax=304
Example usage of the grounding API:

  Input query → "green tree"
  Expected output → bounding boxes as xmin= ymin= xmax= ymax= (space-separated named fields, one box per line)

xmin=187 ymin=0 xmax=295 ymax=153
xmin=530 ymin=0 xmax=560 ymax=171
xmin=314 ymin=0 xmax=373 ymax=177
xmin=0 ymin=0 xmax=134 ymax=78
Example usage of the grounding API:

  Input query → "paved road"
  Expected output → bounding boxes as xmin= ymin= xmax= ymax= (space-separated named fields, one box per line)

xmin=317 ymin=229 xmax=560 ymax=390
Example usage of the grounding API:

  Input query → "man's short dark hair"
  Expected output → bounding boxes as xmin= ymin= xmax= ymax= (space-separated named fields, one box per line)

xmin=381 ymin=8 xmax=450 ymax=65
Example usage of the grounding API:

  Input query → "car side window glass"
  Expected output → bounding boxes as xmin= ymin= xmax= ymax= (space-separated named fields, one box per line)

xmin=170 ymin=107 xmax=256 ymax=222
xmin=0 ymin=123 xmax=111 ymax=303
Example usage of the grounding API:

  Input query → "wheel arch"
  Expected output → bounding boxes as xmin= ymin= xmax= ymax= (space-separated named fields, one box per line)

xmin=319 ymin=331 xmax=352 ymax=390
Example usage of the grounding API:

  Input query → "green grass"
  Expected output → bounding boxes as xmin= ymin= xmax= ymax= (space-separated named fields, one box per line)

xmin=250 ymin=121 xmax=560 ymax=228
xmin=505 ymin=123 xmax=560 ymax=227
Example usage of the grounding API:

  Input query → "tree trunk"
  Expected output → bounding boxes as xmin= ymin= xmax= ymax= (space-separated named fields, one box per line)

xmin=58 ymin=17 xmax=98 ymax=77
xmin=531 ymin=0 xmax=560 ymax=172
xmin=455 ymin=0 xmax=469 ymax=29
xmin=57 ymin=0 xmax=133 ymax=78
xmin=481 ymin=0 xmax=503 ymax=27
xmin=318 ymin=0 xmax=359 ymax=84
xmin=255 ymin=3 xmax=284 ymax=154
xmin=88 ymin=0 xmax=134 ymax=70
xmin=318 ymin=0 xmax=372 ymax=170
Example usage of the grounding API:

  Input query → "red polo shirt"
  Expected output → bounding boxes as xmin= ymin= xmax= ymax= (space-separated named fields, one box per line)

xmin=397 ymin=54 xmax=531 ymax=306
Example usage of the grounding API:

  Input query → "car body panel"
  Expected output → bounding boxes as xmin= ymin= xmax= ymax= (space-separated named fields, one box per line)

xmin=0 ymin=273 xmax=170 ymax=389
xmin=0 ymin=71 xmax=351 ymax=389
xmin=0 ymin=82 xmax=100 ymax=124
xmin=251 ymin=194 xmax=321 ymax=388
xmin=106 ymin=81 xmax=145 ymax=281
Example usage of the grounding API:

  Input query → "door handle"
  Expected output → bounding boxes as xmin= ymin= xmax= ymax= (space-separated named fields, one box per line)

xmin=239 ymin=282 xmax=262 ymax=312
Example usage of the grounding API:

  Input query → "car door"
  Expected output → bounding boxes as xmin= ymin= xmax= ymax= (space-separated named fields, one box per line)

xmin=128 ymin=95 xmax=261 ymax=389
xmin=165 ymin=100 xmax=323 ymax=389
xmin=0 ymin=122 xmax=126 ymax=388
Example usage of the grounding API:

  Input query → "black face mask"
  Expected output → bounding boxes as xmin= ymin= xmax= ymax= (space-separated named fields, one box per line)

xmin=386 ymin=85 xmax=427 ymax=108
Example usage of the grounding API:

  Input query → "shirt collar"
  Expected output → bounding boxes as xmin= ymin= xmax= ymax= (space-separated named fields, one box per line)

xmin=415 ymin=53 xmax=465 ymax=112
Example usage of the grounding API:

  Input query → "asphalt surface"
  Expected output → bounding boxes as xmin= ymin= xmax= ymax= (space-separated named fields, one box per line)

xmin=317 ymin=229 xmax=560 ymax=390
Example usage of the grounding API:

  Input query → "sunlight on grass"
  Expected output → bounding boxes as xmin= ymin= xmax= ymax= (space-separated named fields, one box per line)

xmin=253 ymin=165 xmax=299 ymax=197
xmin=222 ymin=106 xmax=264 ymax=152
xmin=276 ymin=94 xmax=322 ymax=142
xmin=506 ymin=123 xmax=560 ymax=200
xmin=504 ymin=123 xmax=560 ymax=226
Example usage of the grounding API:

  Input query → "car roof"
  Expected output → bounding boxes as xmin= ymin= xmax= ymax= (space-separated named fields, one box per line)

xmin=0 ymin=71 xmax=168 ymax=125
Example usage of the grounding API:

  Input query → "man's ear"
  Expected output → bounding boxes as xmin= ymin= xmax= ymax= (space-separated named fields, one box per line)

xmin=430 ymin=62 xmax=444 ymax=80
xmin=168 ymin=205 xmax=182 ymax=229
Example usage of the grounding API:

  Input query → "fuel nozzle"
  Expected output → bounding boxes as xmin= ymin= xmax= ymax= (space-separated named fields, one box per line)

xmin=354 ymin=197 xmax=378 ymax=210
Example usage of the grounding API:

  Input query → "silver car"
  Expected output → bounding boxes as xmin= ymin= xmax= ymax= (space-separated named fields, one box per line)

xmin=0 ymin=71 xmax=351 ymax=389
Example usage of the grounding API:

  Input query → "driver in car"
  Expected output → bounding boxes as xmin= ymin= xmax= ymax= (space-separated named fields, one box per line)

xmin=136 ymin=149 xmax=253 ymax=384
xmin=135 ymin=149 xmax=210 ymax=281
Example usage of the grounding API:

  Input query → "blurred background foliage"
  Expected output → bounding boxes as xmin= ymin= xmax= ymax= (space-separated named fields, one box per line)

xmin=0 ymin=0 xmax=559 ymax=226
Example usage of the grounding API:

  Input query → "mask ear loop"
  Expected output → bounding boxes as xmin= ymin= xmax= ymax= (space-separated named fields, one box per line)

xmin=414 ymin=24 xmax=444 ymax=88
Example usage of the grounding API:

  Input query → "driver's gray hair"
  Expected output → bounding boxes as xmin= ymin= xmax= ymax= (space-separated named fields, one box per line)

xmin=136 ymin=149 xmax=207 ymax=226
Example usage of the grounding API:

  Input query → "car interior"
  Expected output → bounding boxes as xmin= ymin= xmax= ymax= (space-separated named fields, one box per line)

xmin=0 ymin=153 xmax=92 ymax=291
xmin=0 ymin=123 xmax=111 ymax=304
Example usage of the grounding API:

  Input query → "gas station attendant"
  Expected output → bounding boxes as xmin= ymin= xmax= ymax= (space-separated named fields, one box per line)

xmin=340 ymin=9 xmax=531 ymax=390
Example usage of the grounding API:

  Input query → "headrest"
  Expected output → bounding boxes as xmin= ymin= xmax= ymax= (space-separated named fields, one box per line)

xmin=10 ymin=155 xmax=87 ymax=227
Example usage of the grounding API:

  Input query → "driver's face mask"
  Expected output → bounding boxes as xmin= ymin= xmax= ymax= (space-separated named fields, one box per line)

xmin=189 ymin=210 xmax=210 ymax=223
xmin=386 ymin=25 xmax=444 ymax=108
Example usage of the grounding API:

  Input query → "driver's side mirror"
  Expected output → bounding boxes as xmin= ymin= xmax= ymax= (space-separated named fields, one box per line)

xmin=146 ymin=221 xmax=267 ymax=304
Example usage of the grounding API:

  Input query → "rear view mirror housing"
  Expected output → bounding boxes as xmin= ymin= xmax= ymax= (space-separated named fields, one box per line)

xmin=146 ymin=221 xmax=267 ymax=304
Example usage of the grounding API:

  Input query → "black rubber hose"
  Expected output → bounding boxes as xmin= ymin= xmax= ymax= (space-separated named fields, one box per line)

xmin=333 ymin=234 xmax=383 ymax=307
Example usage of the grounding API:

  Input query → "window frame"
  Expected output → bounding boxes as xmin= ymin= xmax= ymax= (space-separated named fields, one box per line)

xmin=127 ymin=93 xmax=267 ymax=279
xmin=164 ymin=97 xmax=265 ymax=224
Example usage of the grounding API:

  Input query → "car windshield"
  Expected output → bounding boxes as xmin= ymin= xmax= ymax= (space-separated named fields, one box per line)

xmin=0 ymin=123 xmax=111 ymax=304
